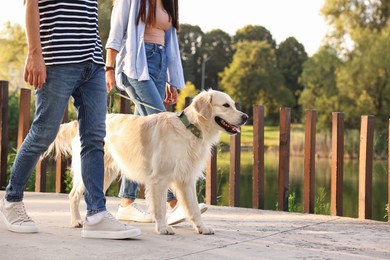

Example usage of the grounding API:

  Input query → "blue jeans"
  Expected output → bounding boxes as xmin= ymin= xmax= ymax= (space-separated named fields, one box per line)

xmin=6 ymin=62 xmax=107 ymax=216
xmin=118 ymin=42 xmax=176 ymax=202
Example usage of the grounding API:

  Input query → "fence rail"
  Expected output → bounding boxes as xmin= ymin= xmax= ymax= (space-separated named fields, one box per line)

xmin=0 ymin=81 xmax=389 ymax=222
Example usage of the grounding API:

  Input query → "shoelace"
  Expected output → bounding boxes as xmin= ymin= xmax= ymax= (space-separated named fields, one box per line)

xmin=132 ymin=203 xmax=150 ymax=216
xmin=104 ymin=211 xmax=118 ymax=222
xmin=13 ymin=202 xmax=33 ymax=223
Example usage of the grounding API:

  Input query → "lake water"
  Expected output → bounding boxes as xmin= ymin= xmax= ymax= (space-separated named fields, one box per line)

xmin=215 ymin=151 xmax=388 ymax=222
xmin=42 ymin=150 xmax=388 ymax=222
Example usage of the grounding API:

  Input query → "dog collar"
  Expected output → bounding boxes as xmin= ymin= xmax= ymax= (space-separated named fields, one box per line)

xmin=177 ymin=111 xmax=202 ymax=138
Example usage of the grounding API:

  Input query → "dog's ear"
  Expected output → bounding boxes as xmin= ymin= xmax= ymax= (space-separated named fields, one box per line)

xmin=194 ymin=91 xmax=213 ymax=120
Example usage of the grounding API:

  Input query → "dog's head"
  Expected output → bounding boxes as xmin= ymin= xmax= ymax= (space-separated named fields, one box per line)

xmin=190 ymin=89 xmax=248 ymax=135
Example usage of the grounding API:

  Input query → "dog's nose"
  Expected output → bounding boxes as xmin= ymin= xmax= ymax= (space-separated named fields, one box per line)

xmin=242 ymin=113 xmax=248 ymax=122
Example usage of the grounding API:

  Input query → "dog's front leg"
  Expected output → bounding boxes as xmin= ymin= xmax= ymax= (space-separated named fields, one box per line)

xmin=146 ymin=182 xmax=174 ymax=235
xmin=69 ymin=185 xmax=84 ymax=227
xmin=175 ymin=181 xmax=214 ymax=235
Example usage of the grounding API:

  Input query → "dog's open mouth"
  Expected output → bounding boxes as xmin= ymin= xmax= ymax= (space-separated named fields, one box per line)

xmin=215 ymin=116 xmax=240 ymax=134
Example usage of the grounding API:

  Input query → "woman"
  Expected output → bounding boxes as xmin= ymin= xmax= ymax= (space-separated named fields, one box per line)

xmin=105 ymin=0 xmax=207 ymax=225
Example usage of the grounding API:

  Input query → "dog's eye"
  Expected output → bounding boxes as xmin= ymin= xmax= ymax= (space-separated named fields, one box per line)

xmin=223 ymin=103 xmax=230 ymax=108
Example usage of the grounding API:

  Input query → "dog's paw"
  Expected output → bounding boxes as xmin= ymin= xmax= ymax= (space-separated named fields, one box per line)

xmin=196 ymin=225 xmax=214 ymax=235
xmin=156 ymin=225 xmax=175 ymax=235
xmin=71 ymin=219 xmax=83 ymax=228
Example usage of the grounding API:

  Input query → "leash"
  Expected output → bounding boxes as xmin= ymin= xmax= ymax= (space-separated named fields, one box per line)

xmin=107 ymin=87 xmax=164 ymax=113
xmin=108 ymin=88 xmax=201 ymax=138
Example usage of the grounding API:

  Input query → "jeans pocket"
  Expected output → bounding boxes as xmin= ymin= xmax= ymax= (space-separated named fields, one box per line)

xmin=145 ymin=46 xmax=156 ymax=59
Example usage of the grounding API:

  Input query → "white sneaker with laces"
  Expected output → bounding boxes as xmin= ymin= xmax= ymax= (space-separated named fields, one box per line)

xmin=82 ymin=211 xmax=141 ymax=239
xmin=116 ymin=203 xmax=153 ymax=223
xmin=0 ymin=198 xmax=38 ymax=233
xmin=167 ymin=203 xmax=208 ymax=225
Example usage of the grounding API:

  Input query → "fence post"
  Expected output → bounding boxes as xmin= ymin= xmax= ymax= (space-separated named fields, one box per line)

xmin=0 ymin=81 xmax=9 ymax=189
xmin=206 ymin=146 xmax=217 ymax=205
xmin=358 ymin=115 xmax=374 ymax=219
xmin=55 ymin=107 xmax=68 ymax=193
xmin=252 ymin=105 xmax=264 ymax=209
xmin=229 ymin=103 xmax=242 ymax=207
xmin=17 ymin=88 xmax=31 ymax=149
xmin=35 ymin=160 xmax=47 ymax=192
xmin=120 ymin=90 xmax=131 ymax=114
xmin=331 ymin=112 xmax=344 ymax=216
xmin=303 ymin=110 xmax=317 ymax=213
xmin=278 ymin=107 xmax=291 ymax=211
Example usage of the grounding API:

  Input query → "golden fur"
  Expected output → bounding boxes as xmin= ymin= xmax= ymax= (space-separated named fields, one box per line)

xmin=45 ymin=89 xmax=247 ymax=235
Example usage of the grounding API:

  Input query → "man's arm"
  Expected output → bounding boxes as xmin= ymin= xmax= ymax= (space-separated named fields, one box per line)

xmin=24 ymin=0 xmax=46 ymax=89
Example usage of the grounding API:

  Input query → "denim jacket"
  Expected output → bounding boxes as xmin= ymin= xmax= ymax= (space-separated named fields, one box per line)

xmin=105 ymin=0 xmax=185 ymax=90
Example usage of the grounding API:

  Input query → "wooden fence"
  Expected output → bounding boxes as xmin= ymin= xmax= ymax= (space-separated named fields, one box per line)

xmin=0 ymin=81 xmax=389 ymax=222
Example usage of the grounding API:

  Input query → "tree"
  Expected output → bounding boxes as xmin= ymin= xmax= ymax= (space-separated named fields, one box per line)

xmin=299 ymin=46 xmax=342 ymax=129
xmin=233 ymin=25 xmax=276 ymax=49
xmin=219 ymin=41 xmax=294 ymax=123
xmin=177 ymin=24 xmax=204 ymax=89
xmin=276 ymin=37 xmax=308 ymax=122
xmin=321 ymin=0 xmax=390 ymax=52
xmin=176 ymin=82 xmax=199 ymax=112
xmin=98 ymin=0 xmax=113 ymax=59
xmin=336 ymin=26 xmax=390 ymax=129
xmin=200 ymin=29 xmax=233 ymax=90
xmin=0 ymin=22 xmax=27 ymax=92
xmin=321 ymin=0 xmax=390 ymax=129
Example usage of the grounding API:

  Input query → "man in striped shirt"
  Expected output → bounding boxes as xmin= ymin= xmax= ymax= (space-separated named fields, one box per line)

xmin=0 ymin=0 xmax=140 ymax=239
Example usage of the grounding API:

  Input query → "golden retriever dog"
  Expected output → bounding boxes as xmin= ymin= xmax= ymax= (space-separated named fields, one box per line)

xmin=45 ymin=89 xmax=248 ymax=235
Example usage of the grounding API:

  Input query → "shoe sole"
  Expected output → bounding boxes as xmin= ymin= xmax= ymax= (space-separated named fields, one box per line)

xmin=0 ymin=210 xmax=39 ymax=233
xmin=81 ymin=228 xmax=141 ymax=239
xmin=116 ymin=216 xmax=153 ymax=223
xmin=168 ymin=204 xmax=208 ymax=226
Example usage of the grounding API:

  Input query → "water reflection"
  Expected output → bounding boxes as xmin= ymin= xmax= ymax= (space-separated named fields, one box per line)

xmin=217 ymin=151 xmax=388 ymax=221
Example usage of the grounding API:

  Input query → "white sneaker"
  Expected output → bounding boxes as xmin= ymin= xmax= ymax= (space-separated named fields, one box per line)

xmin=167 ymin=203 xmax=208 ymax=225
xmin=82 ymin=211 xmax=141 ymax=239
xmin=0 ymin=198 xmax=38 ymax=233
xmin=116 ymin=203 xmax=153 ymax=223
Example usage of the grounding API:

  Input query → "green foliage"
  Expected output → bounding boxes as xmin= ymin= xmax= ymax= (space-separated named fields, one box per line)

xmin=321 ymin=0 xmax=389 ymax=50
xmin=176 ymin=81 xmax=198 ymax=111
xmin=299 ymin=46 xmax=342 ymax=130
xmin=0 ymin=22 xmax=27 ymax=91
xmin=219 ymin=40 xmax=294 ymax=123
xmin=315 ymin=187 xmax=330 ymax=215
xmin=5 ymin=148 xmax=36 ymax=191
xmin=201 ymin=29 xmax=233 ymax=90
xmin=177 ymin=24 xmax=204 ymax=88
xmin=288 ymin=192 xmax=298 ymax=212
xmin=276 ymin=37 xmax=308 ymax=122
xmin=336 ymin=26 xmax=390 ymax=129
xmin=98 ymin=0 xmax=113 ymax=59
xmin=234 ymin=25 xmax=276 ymax=48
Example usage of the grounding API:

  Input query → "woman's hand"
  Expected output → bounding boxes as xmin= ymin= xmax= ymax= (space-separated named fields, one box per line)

xmin=164 ymin=82 xmax=178 ymax=104
xmin=105 ymin=69 xmax=116 ymax=93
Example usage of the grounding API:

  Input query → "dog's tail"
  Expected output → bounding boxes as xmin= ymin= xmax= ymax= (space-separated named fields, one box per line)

xmin=42 ymin=120 xmax=79 ymax=159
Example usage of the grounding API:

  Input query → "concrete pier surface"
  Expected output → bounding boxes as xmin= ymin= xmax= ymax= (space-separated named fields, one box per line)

xmin=0 ymin=191 xmax=389 ymax=260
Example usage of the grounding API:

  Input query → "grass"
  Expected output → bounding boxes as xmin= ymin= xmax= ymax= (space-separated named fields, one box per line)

xmin=219 ymin=124 xmax=305 ymax=150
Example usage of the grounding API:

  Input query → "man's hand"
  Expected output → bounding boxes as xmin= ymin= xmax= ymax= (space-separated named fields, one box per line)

xmin=24 ymin=51 xmax=46 ymax=89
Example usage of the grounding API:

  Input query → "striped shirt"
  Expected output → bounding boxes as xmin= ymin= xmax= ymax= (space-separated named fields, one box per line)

xmin=38 ymin=0 xmax=104 ymax=66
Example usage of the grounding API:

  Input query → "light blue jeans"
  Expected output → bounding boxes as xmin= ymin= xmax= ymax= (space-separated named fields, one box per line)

xmin=6 ymin=62 xmax=108 ymax=216
xmin=118 ymin=42 xmax=176 ymax=202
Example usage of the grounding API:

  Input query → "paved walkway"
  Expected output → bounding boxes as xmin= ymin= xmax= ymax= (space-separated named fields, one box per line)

xmin=0 ymin=191 xmax=389 ymax=260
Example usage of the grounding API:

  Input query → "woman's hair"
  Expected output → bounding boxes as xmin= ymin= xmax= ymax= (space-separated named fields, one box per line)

xmin=137 ymin=0 xmax=179 ymax=30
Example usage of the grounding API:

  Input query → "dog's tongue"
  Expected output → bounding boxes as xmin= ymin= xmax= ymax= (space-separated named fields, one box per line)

xmin=233 ymin=126 xmax=240 ymax=133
